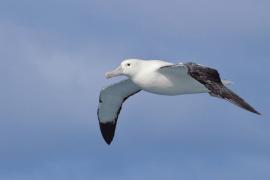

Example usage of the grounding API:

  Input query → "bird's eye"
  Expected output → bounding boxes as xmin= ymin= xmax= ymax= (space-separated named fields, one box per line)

xmin=127 ymin=63 xmax=131 ymax=66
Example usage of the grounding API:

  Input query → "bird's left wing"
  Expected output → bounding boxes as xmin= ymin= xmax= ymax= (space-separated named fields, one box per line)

xmin=184 ymin=62 xmax=261 ymax=115
xmin=98 ymin=79 xmax=141 ymax=145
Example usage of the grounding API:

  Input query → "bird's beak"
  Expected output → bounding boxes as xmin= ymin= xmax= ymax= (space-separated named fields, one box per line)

xmin=105 ymin=66 xmax=123 ymax=79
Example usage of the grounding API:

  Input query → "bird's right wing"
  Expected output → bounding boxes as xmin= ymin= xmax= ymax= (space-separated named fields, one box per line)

xmin=98 ymin=79 xmax=141 ymax=145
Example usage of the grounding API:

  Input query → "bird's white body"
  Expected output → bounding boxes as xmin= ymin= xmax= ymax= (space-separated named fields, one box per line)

xmin=127 ymin=60 xmax=209 ymax=95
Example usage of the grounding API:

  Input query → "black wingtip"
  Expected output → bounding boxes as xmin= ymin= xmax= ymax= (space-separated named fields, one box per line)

xmin=208 ymin=85 xmax=262 ymax=116
xmin=227 ymin=96 xmax=262 ymax=116
xmin=231 ymin=96 xmax=261 ymax=116
xmin=99 ymin=122 xmax=116 ymax=145
xmin=252 ymin=110 xmax=261 ymax=116
xmin=239 ymin=101 xmax=261 ymax=115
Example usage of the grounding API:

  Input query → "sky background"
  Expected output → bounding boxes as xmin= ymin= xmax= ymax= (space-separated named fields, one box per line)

xmin=0 ymin=0 xmax=269 ymax=179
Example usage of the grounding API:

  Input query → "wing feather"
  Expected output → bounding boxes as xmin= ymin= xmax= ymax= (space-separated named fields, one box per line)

xmin=98 ymin=79 xmax=141 ymax=145
xmin=184 ymin=62 xmax=260 ymax=115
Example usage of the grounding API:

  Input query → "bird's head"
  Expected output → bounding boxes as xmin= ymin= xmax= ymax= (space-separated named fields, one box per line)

xmin=105 ymin=59 xmax=142 ymax=79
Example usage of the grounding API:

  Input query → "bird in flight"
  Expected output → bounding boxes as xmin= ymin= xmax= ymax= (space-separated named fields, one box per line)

xmin=97 ymin=59 xmax=260 ymax=145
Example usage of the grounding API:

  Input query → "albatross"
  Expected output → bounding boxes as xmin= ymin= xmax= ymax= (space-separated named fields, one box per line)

xmin=98 ymin=59 xmax=260 ymax=145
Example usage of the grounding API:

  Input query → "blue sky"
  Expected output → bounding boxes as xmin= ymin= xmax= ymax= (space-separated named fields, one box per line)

xmin=0 ymin=0 xmax=269 ymax=179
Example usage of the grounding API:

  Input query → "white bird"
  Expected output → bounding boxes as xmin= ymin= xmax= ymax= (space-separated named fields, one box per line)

xmin=98 ymin=59 xmax=260 ymax=145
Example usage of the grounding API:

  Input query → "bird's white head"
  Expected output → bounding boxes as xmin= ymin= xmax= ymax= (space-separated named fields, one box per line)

xmin=105 ymin=59 xmax=142 ymax=79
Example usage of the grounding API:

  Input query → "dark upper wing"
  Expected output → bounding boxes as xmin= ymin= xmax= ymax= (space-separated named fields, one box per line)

xmin=184 ymin=62 xmax=260 ymax=115
xmin=98 ymin=79 xmax=141 ymax=145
